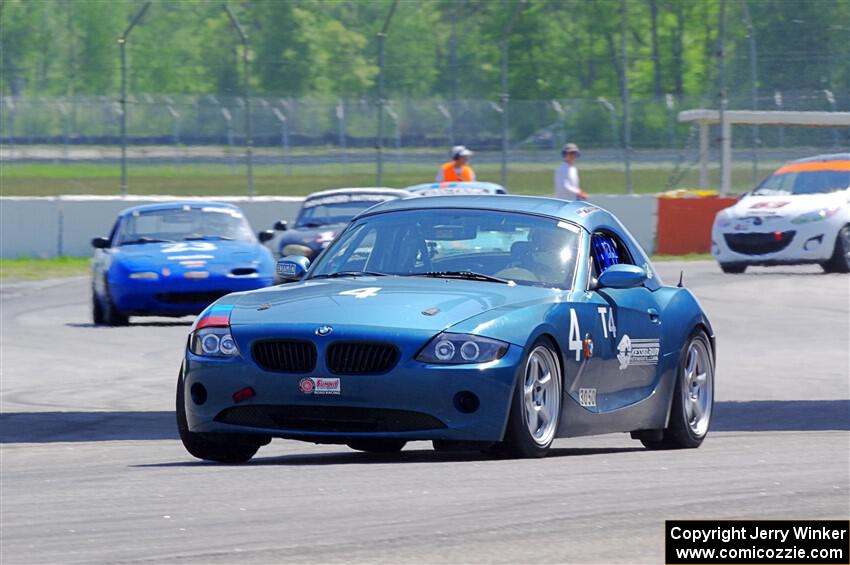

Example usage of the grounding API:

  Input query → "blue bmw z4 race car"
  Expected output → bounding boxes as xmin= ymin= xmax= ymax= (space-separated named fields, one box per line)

xmin=92 ymin=202 xmax=275 ymax=325
xmin=177 ymin=196 xmax=716 ymax=462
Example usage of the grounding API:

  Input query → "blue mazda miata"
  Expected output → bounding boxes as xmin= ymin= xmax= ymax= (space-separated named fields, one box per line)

xmin=177 ymin=195 xmax=715 ymax=461
xmin=91 ymin=202 xmax=275 ymax=325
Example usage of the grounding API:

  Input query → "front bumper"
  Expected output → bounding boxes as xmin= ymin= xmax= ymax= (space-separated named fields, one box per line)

xmin=182 ymin=340 xmax=523 ymax=443
xmin=110 ymin=274 xmax=273 ymax=316
xmin=711 ymin=223 xmax=837 ymax=266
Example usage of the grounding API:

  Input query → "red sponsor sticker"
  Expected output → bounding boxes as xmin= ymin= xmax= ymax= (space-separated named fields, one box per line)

xmin=298 ymin=378 xmax=315 ymax=394
xmin=298 ymin=377 xmax=340 ymax=395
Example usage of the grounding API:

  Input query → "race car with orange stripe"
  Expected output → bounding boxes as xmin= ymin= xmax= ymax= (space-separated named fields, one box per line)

xmin=711 ymin=153 xmax=850 ymax=273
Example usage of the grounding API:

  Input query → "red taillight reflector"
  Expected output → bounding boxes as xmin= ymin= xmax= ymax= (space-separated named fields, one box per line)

xmin=774 ymin=231 xmax=783 ymax=241
xmin=232 ymin=387 xmax=256 ymax=404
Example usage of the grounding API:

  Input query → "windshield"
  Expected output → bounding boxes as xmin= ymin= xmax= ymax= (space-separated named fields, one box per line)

xmin=309 ymin=208 xmax=581 ymax=288
xmin=753 ymin=162 xmax=850 ymax=196
xmin=116 ymin=207 xmax=254 ymax=245
xmin=297 ymin=194 xmax=397 ymax=227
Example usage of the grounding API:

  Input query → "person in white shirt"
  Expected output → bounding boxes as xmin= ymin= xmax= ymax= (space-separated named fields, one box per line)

xmin=553 ymin=143 xmax=588 ymax=201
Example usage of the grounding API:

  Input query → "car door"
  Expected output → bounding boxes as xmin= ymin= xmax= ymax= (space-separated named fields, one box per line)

xmin=589 ymin=231 xmax=662 ymax=407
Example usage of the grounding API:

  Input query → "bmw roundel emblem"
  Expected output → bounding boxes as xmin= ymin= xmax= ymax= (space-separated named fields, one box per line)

xmin=315 ymin=325 xmax=333 ymax=336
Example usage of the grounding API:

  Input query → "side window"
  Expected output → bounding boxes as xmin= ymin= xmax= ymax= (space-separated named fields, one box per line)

xmin=590 ymin=232 xmax=633 ymax=278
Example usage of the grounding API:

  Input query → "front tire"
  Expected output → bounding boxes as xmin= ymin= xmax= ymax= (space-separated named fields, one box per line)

xmin=346 ymin=439 xmax=406 ymax=453
xmin=822 ymin=225 xmax=850 ymax=273
xmin=176 ymin=371 xmax=263 ymax=463
xmin=92 ymin=284 xmax=129 ymax=326
xmin=641 ymin=330 xmax=714 ymax=450
xmin=719 ymin=262 xmax=747 ymax=274
xmin=499 ymin=338 xmax=562 ymax=458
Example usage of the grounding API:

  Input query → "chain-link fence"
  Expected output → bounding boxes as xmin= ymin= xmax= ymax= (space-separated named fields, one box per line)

xmin=2 ymin=91 xmax=848 ymax=195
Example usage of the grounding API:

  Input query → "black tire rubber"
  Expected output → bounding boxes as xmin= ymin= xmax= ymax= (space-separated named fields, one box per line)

xmin=822 ymin=225 xmax=850 ymax=274
xmin=346 ymin=439 xmax=407 ymax=453
xmin=719 ymin=262 xmax=747 ymax=274
xmin=641 ymin=330 xmax=714 ymax=450
xmin=497 ymin=336 xmax=562 ymax=459
xmin=93 ymin=283 xmax=129 ymax=326
xmin=176 ymin=371 xmax=262 ymax=463
xmin=92 ymin=288 xmax=106 ymax=325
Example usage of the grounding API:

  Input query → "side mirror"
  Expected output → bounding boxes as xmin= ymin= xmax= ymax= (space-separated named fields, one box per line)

xmin=274 ymin=220 xmax=288 ymax=232
xmin=257 ymin=229 xmax=275 ymax=243
xmin=597 ymin=264 xmax=647 ymax=289
xmin=276 ymin=255 xmax=311 ymax=281
xmin=91 ymin=237 xmax=110 ymax=249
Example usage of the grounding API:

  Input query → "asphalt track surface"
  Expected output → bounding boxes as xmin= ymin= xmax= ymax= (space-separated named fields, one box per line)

xmin=2 ymin=262 xmax=848 ymax=564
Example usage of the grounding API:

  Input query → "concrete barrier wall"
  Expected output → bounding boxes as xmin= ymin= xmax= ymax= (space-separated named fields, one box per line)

xmin=1 ymin=194 xmax=658 ymax=258
xmin=1 ymin=196 xmax=303 ymax=258
xmin=587 ymin=194 xmax=658 ymax=255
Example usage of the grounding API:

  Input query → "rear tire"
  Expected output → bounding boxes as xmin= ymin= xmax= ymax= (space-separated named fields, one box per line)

xmin=822 ymin=225 xmax=850 ymax=273
xmin=719 ymin=262 xmax=747 ymax=274
xmin=499 ymin=337 xmax=562 ymax=458
xmin=346 ymin=439 xmax=406 ymax=453
xmin=641 ymin=330 xmax=714 ymax=450
xmin=176 ymin=371 xmax=263 ymax=463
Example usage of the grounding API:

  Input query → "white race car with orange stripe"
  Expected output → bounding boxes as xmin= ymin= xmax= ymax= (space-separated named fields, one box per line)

xmin=711 ymin=153 xmax=850 ymax=273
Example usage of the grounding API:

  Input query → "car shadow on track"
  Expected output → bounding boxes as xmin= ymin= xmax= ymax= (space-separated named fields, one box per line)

xmin=2 ymin=400 xmax=847 ymax=445
xmin=135 ymin=446 xmax=650 ymax=468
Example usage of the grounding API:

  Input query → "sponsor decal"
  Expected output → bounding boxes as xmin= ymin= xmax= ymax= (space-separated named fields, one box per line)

xmin=277 ymin=261 xmax=299 ymax=277
xmin=617 ymin=334 xmax=660 ymax=370
xmin=575 ymin=206 xmax=598 ymax=218
xmin=303 ymin=194 xmax=392 ymax=208
xmin=298 ymin=378 xmax=315 ymax=394
xmin=579 ymin=388 xmax=597 ymax=408
xmin=299 ymin=377 xmax=341 ymax=395
xmin=750 ymin=201 xmax=789 ymax=209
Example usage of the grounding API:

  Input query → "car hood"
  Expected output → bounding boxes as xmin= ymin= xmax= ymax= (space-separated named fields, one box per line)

xmin=278 ymin=225 xmax=344 ymax=248
xmin=722 ymin=191 xmax=848 ymax=220
xmin=114 ymin=239 xmax=269 ymax=269
xmin=228 ymin=276 xmax=560 ymax=332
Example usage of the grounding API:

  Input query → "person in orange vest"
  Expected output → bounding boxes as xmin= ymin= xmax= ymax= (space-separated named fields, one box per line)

xmin=436 ymin=145 xmax=476 ymax=182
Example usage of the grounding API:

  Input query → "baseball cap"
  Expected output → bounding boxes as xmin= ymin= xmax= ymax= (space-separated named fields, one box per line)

xmin=561 ymin=143 xmax=581 ymax=156
xmin=452 ymin=145 xmax=473 ymax=159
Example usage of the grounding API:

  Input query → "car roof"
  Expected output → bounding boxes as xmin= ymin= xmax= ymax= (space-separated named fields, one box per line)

xmin=118 ymin=201 xmax=242 ymax=217
xmin=360 ymin=195 xmax=621 ymax=233
xmin=304 ymin=187 xmax=410 ymax=200
xmin=787 ymin=153 xmax=850 ymax=164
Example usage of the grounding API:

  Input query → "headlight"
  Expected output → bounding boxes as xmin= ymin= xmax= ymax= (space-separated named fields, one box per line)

xmin=129 ymin=271 xmax=159 ymax=280
xmin=190 ymin=327 xmax=239 ymax=357
xmin=791 ymin=207 xmax=840 ymax=224
xmin=416 ymin=333 xmax=508 ymax=364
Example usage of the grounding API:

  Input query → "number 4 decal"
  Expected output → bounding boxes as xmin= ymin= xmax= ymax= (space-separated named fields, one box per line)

xmin=338 ymin=287 xmax=381 ymax=299
xmin=596 ymin=306 xmax=617 ymax=338
xmin=568 ymin=308 xmax=582 ymax=361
